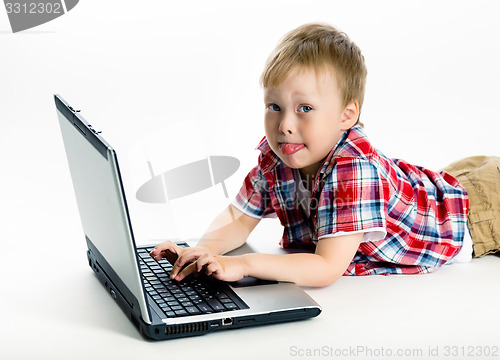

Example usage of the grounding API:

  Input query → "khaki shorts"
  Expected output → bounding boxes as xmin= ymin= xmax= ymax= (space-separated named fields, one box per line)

xmin=441 ymin=156 xmax=500 ymax=257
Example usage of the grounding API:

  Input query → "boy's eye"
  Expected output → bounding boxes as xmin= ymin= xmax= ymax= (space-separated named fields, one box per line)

xmin=268 ymin=104 xmax=281 ymax=111
xmin=298 ymin=105 xmax=312 ymax=113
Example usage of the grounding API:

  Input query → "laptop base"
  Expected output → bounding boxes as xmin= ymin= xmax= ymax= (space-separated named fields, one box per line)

xmin=87 ymin=241 xmax=320 ymax=340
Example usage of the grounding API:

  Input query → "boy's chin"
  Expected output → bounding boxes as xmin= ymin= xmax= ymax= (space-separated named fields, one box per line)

xmin=275 ymin=150 xmax=316 ymax=172
xmin=280 ymin=157 xmax=305 ymax=170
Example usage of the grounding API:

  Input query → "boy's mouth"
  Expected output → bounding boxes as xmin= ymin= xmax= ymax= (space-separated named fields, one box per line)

xmin=279 ymin=143 xmax=305 ymax=155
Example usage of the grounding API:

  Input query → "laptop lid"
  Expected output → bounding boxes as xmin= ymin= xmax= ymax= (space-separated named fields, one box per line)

xmin=55 ymin=94 xmax=152 ymax=324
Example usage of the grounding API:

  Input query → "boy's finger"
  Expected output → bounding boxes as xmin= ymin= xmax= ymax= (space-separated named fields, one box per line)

xmin=171 ymin=253 xmax=199 ymax=279
xmin=173 ymin=262 xmax=196 ymax=282
xmin=150 ymin=241 xmax=179 ymax=259
xmin=171 ymin=250 xmax=213 ymax=279
xmin=160 ymin=249 xmax=179 ymax=264
xmin=195 ymin=253 xmax=211 ymax=273
xmin=196 ymin=254 xmax=221 ymax=277
xmin=171 ymin=247 xmax=209 ymax=275
xmin=205 ymin=261 xmax=220 ymax=277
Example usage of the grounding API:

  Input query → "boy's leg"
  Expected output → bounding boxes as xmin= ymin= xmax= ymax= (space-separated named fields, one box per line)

xmin=441 ymin=156 xmax=500 ymax=257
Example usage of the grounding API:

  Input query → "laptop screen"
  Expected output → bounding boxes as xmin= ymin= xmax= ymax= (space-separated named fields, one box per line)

xmin=55 ymin=95 xmax=151 ymax=324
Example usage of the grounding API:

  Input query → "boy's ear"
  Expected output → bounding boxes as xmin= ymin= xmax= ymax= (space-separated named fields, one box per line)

xmin=340 ymin=101 xmax=359 ymax=130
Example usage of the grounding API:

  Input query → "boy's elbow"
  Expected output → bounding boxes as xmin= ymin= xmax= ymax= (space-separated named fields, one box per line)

xmin=298 ymin=270 xmax=343 ymax=288
xmin=316 ymin=275 xmax=342 ymax=287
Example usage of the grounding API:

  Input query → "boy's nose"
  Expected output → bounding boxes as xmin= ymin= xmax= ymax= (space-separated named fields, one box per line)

xmin=278 ymin=112 xmax=295 ymax=135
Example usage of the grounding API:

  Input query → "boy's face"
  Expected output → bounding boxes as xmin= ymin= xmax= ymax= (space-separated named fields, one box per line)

xmin=264 ymin=67 xmax=358 ymax=179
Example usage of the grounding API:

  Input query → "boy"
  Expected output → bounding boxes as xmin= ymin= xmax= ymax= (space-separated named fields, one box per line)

xmin=150 ymin=23 xmax=500 ymax=287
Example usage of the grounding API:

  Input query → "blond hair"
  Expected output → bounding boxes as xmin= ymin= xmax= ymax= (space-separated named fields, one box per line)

xmin=260 ymin=23 xmax=367 ymax=122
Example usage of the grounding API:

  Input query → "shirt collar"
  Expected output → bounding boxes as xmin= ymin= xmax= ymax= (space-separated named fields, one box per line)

xmin=256 ymin=136 xmax=282 ymax=174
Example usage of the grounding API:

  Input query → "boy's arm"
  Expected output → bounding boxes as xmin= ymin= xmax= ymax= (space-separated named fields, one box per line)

xmin=171 ymin=232 xmax=363 ymax=287
xmin=240 ymin=233 xmax=362 ymax=286
xmin=196 ymin=205 xmax=260 ymax=255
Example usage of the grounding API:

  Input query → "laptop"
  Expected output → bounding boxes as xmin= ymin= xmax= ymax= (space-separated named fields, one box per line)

xmin=54 ymin=94 xmax=321 ymax=340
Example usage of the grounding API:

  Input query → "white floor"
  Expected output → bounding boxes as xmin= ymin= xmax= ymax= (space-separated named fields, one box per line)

xmin=2 ymin=211 xmax=499 ymax=360
xmin=2 ymin=1 xmax=500 ymax=359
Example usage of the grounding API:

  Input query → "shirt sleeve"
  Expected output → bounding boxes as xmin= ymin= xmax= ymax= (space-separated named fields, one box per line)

xmin=316 ymin=158 xmax=387 ymax=240
xmin=232 ymin=165 xmax=276 ymax=219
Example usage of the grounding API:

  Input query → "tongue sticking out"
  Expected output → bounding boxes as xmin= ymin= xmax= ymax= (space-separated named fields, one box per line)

xmin=280 ymin=143 xmax=305 ymax=155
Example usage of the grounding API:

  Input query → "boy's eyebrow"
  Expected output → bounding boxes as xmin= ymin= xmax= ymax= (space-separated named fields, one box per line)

xmin=263 ymin=89 xmax=278 ymax=102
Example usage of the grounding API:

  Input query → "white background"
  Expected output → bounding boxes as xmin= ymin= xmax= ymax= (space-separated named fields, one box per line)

xmin=1 ymin=1 xmax=499 ymax=359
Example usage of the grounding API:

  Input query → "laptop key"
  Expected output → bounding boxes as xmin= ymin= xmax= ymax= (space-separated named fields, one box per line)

xmin=207 ymin=298 xmax=225 ymax=312
xmin=196 ymin=302 xmax=212 ymax=313
xmin=165 ymin=311 xmax=176 ymax=318
xmin=188 ymin=294 xmax=201 ymax=301
xmin=185 ymin=306 xmax=201 ymax=315
xmin=174 ymin=310 xmax=188 ymax=317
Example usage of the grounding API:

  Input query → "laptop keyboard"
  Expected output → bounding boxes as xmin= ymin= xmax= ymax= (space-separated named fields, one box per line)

xmin=137 ymin=247 xmax=248 ymax=318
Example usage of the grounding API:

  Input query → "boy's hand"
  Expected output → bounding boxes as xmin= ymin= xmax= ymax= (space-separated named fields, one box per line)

xmin=192 ymin=255 xmax=245 ymax=282
xmin=150 ymin=240 xmax=183 ymax=264
xmin=148 ymin=241 xmax=209 ymax=281
xmin=150 ymin=241 xmax=211 ymax=280
xmin=149 ymin=241 xmax=245 ymax=282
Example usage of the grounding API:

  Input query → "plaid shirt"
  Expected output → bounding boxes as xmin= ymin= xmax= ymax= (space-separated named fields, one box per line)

xmin=233 ymin=125 xmax=469 ymax=275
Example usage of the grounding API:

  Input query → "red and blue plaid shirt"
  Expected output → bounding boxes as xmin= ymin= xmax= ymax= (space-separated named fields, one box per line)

xmin=233 ymin=125 xmax=469 ymax=275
